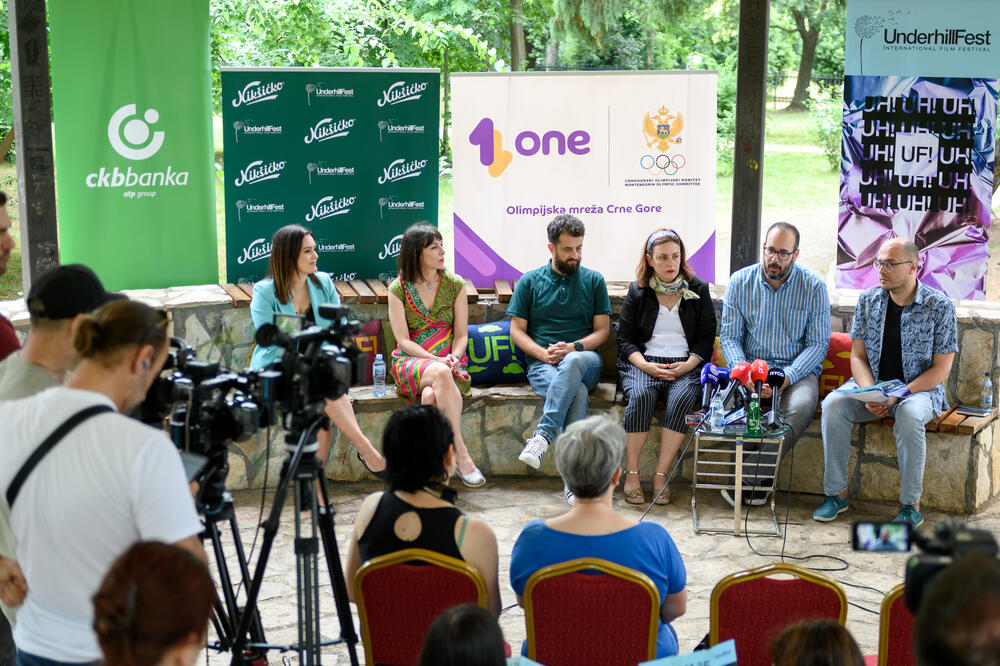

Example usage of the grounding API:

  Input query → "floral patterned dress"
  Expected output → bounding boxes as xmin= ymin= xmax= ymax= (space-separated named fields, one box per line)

xmin=388 ymin=271 xmax=471 ymax=401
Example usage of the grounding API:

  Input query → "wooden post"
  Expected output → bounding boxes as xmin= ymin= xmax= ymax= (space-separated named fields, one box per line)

xmin=8 ymin=0 xmax=60 ymax=292
xmin=729 ymin=0 xmax=770 ymax=274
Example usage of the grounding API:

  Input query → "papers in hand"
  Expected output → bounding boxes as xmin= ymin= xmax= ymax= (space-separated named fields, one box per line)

xmin=833 ymin=379 xmax=909 ymax=403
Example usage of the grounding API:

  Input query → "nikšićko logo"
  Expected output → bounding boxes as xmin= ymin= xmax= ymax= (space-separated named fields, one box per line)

xmin=377 ymin=81 xmax=428 ymax=107
xmin=234 ymin=159 xmax=287 ymax=187
xmin=86 ymin=104 xmax=189 ymax=188
xmin=304 ymin=117 xmax=355 ymax=144
xmin=237 ymin=238 xmax=272 ymax=265
xmin=232 ymin=80 xmax=284 ymax=108
xmin=305 ymin=195 xmax=356 ymax=222
xmin=379 ymin=234 xmax=403 ymax=260
xmin=378 ymin=158 xmax=427 ymax=184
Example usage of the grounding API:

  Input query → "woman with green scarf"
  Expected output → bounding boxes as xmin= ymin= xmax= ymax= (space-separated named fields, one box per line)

xmin=615 ymin=228 xmax=717 ymax=506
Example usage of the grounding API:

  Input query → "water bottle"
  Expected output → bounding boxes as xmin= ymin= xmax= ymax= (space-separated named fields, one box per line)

xmin=747 ymin=392 xmax=761 ymax=436
xmin=709 ymin=394 xmax=724 ymax=433
xmin=372 ymin=354 xmax=386 ymax=397
xmin=982 ymin=372 xmax=994 ymax=410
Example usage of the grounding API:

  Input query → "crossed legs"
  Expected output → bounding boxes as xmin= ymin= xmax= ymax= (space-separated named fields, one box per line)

xmin=419 ymin=361 xmax=479 ymax=475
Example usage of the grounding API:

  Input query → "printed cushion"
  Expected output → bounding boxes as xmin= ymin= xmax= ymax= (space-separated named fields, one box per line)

xmin=351 ymin=319 xmax=384 ymax=385
xmin=819 ymin=332 xmax=852 ymax=399
xmin=466 ymin=319 xmax=527 ymax=385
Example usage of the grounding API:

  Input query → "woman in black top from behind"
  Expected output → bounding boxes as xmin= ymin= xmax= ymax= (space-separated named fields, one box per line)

xmin=345 ymin=405 xmax=500 ymax=616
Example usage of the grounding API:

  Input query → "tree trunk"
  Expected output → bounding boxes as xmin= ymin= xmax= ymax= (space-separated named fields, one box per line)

xmin=787 ymin=8 xmax=820 ymax=111
xmin=510 ymin=0 xmax=527 ymax=71
xmin=441 ymin=49 xmax=451 ymax=166
xmin=545 ymin=39 xmax=559 ymax=70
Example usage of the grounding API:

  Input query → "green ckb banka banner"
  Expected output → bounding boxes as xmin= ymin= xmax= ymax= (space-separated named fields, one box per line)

xmin=48 ymin=0 xmax=218 ymax=290
xmin=221 ymin=68 xmax=440 ymax=284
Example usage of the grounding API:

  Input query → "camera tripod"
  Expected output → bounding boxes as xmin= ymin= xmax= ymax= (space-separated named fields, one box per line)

xmin=224 ymin=415 xmax=360 ymax=666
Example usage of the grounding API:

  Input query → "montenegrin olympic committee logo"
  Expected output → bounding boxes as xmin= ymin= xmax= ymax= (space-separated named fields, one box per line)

xmin=640 ymin=106 xmax=686 ymax=176
xmin=108 ymin=104 xmax=165 ymax=160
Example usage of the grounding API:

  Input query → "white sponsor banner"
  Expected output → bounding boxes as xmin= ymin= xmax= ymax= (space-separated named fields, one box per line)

xmin=452 ymin=71 xmax=717 ymax=287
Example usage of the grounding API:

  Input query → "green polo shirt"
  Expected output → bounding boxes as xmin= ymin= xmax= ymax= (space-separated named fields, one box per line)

xmin=507 ymin=262 xmax=611 ymax=349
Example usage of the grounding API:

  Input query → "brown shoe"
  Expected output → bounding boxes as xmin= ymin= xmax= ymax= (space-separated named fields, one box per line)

xmin=652 ymin=472 xmax=670 ymax=505
xmin=623 ymin=470 xmax=645 ymax=504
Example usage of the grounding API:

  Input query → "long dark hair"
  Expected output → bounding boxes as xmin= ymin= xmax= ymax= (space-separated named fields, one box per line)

xmin=635 ymin=227 xmax=694 ymax=287
xmin=267 ymin=224 xmax=320 ymax=304
xmin=383 ymin=405 xmax=454 ymax=492
xmin=397 ymin=223 xmax=443 ymax=283
xmin=417 ymin=604 xmax=506 ymax=666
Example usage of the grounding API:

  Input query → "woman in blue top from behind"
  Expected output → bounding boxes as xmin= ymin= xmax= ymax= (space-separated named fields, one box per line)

xmin=249 ymin=224 xmax=385 ymax=479
xmin=509 ymin=415 xmax=687 ymax=658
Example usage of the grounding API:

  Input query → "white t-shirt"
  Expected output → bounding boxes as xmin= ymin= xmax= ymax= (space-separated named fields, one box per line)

xmin=0 ymin=386 xmax=202 ymax=661
xmin=644 ymin=303 xmax=689 ymax=358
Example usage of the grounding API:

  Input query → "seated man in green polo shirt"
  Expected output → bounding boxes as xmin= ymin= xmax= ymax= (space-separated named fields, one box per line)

xmin=508 ymin=215 xmax=611 ymax=498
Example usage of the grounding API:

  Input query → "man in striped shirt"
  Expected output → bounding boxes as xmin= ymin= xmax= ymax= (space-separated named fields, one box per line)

xmin=719 ymin=222 xmax=831 ymax=505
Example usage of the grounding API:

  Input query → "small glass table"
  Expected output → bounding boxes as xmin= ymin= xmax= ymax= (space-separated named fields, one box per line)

xmin=690 ymin=424 xmax=790 ymax=537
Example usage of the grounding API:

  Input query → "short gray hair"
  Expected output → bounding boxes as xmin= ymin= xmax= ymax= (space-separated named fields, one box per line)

xmin=555 ymin=416 xmax=625 ymax=498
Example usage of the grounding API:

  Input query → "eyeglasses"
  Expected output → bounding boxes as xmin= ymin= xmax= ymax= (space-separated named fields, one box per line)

xmin=872 ymin=259 xmax=914 ymax=271
xmin=762 ymin=246 xmax=795 ymax=260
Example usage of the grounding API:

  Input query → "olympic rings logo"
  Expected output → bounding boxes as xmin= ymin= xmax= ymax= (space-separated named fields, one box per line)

xmin=640 ymin=153 xmax=686 ymax=176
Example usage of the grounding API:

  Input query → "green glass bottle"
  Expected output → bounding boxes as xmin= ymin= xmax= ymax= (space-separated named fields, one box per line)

xmin=747 ymin=392 xmax=761 ymax=436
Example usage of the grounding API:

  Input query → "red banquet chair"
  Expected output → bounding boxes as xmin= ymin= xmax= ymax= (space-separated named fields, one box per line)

xmin=877 ymin=584 xmax=914 ymax=666
xmin=353 ymin=547 xmax=487 ymax=666
xmin=709 ymin=562 xmax=848 ymax=666
xmin=523 ymin=557 xmax=660 ymax=666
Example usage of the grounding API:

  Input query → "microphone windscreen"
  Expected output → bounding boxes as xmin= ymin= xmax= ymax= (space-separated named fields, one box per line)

xmin=716 ymin=367 xmax=730 ymax=389
xmin=767 ymin=368 xmax=786 ymax=388
xmin=750 ymin=359 xmax=769 ymax=383
xmin=730 ymin=361 xmax=752 ymax=384
xmin=700 ymin=362 xmax=719 ymax=386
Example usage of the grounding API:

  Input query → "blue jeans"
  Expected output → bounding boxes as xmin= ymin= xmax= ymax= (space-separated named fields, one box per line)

xmin=526 ymin=351 xmax=603 ymax=443
xmin=16 ymin=651 xmax=97 ymax=666
xmin=821 ymin=381 xmax=936 ymax=506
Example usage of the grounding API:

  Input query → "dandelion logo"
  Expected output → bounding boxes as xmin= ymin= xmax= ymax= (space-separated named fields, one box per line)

xmin=236 ymin=200 xmax=246 ymax=221
xmin=378 ymin=120 xmax=388 ymax=142
xmin=307 ymin=162 xmax=317 ymax=184
xmin=306 ymin=84 xmax=316 ymax=106
xmin=378 ymin=197 xmax=389 ymax=218
xmin=854 ymin=15 xmax=882 ymax=74
xmin=232 ymin=121 xmax=244 ymax=143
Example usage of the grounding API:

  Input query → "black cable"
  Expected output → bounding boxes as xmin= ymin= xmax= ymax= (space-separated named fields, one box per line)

xmin=501 ymin=603 xmax=519 ymax=615
xmin=847 ymin=601 xmax=879 ymax=615
xmin=639 ymin=411 xmax=707 ymax=521
xmin=838 ymin=580 xmax=888 ymax=597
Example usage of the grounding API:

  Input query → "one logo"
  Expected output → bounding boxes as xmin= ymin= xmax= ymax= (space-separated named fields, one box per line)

xmin=642 ymin=106 xmax=684 ymax=152
xmin=234 ymin=159 xmax=286 ymax=187
xmin=379 ymin=234 xmax=403 ymax=260
xmin=377 ymin=80 xmax=428 ymax=107
xmin=305 ymin=195 xmax=356 ymax=222
xmin=107 ymin=104 xmax=165 ymax=160
xmin=469 ymin=117 xmax=591 ymax=178
xmin=304 ymin=117 xmax=355 ymax=144
xmin=378 ymin=158 xmax=427 ymax=184
xmin=232 ymin=80 xmax=284 ymax=108
xmin=237 ymin=238 xmax=272 ymax=265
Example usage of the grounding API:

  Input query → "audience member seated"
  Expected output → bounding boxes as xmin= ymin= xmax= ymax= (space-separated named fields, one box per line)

xmin=345 ymin=405 xmax=500 ymax=615
xmin=509 ymin=415 xmax=687 ymax=658
xmin=616 ymin=227 xmax=716 ymax=506
xmin=417 ymin=604 xmax=506 ymax=666
xmin=915 ymin=553 xmax=1000 ymax=666
xmin=770 ymin=619 xmax=864 ymax=666
xmin=93 ymin=541 xmax=214 ymax=666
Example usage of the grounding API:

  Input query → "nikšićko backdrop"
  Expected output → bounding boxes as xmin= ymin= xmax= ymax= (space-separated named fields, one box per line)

xmin=221 ymin=68 xmax=440 ymax=284
xmin=48 ymin=0 xmax=218 ymax=290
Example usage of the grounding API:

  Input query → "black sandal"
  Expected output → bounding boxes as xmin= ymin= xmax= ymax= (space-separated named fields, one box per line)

xmin=357 ymin=452 xmax=387 ymax=480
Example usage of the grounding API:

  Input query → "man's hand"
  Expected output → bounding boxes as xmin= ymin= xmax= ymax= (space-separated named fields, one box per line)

xmin=0 ymin=557 xmax=26 ymax=607
xmin=546 ymin=342 xmax=573 ymax=364
xmin=865 ymin=396 xmax=899 ymax=418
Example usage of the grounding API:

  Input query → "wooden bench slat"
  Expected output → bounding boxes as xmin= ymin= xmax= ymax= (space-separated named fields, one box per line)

xmin=463 ymin=279 xmax=478 ymax=303
xmin=236 ymin=283 xmax=254 ymax=299
xmin=366 ymin=279 xmax=389 ymax=303
xmin=222 ymin=284 xmax=251 ymax=308
xmin=334 ymin=280 xmax=359 ymax=303
xmin=349 ymin=279 xmax=376 ymax=304
xmin=925 ymin=406 xmax=958 ymax=432
xmin=957 ymin=407 xmax=999 ymax=435
xmin=494 ymin=279 xmax=513 ymax=303
xmin=938 ymin=409 xmax=967 ymax=433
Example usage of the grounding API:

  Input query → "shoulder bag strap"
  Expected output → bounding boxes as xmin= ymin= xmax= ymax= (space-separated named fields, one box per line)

xmin=6 ymin=404 xmax=115 ymax=509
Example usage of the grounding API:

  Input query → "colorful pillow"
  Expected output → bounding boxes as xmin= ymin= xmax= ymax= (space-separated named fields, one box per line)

xmin=466 ymin=319 xmax=527 ymax=385
xmin=819 ymin=332 xmax=853 ymax=399
xmin=351 ymin=319 xmax=384 ymax=385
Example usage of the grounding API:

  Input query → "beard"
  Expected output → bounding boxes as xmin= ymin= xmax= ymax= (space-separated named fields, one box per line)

xmin=764 ymin=261 xmax=792 ymax=282
xmin=554 ymin=256 xmax=580 ymax=275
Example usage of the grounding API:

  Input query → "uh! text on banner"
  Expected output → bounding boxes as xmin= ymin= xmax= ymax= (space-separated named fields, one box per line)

xmin=48 ymin=0 xmax=218 ymax=290
xmin=452 ymin=71 xmax=717 ymax=287
xmin=840 ymin=0 xmax=1000 ymax=300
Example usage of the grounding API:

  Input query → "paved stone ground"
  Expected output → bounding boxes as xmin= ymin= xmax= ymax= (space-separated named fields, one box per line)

xmin=200 ymin=475 xmax=1000 ymax=665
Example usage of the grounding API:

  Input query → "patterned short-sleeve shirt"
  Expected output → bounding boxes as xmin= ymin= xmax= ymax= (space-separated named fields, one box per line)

xmin=849 ymin=282 xmax=958 ymax=413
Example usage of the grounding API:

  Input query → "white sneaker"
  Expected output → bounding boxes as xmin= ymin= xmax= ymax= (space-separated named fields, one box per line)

xmin=564 ymin=484 xmax=575 ymax=506
xmin=518 ymin=434 xmax=549 ymax=469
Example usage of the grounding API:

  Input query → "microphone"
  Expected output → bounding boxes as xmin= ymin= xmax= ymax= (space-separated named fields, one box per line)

xmin=766 ymin=368 xmax=786 ymax=428
xmin=750 ymin=359 xmax=769 ymax=396
xmin=716 ymin=367 xmax=730 ymax=393
xmin=699 ymin=363 xmax=720 ymax=411
xmin=255 ymin=323 xmax=291 ymax=348
xmin=721 ymin=361 xmax=751 ymax=411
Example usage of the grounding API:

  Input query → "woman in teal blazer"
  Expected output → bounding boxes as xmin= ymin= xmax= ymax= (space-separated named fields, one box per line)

xmin=250 ymin=224 xmax=386 ymax=478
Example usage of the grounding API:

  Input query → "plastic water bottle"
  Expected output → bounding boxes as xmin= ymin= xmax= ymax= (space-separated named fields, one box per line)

xmin=709 ymin=394 xmax=725 ymax=433
xmin=372 ymin=354 xmax=386 ymax=397
xmin=747 ymin=392 xmax=761 ymax=436
xmin=982 ymin=372 xmax=994 ymax=410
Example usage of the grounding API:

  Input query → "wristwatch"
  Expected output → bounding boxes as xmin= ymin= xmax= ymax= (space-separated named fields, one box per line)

xmin=574 ymin=340 xmax=584 ymax=352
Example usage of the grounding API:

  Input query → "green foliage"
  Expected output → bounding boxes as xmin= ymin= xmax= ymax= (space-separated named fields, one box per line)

xmin=807 ymin=89 xmax=842 ymax=170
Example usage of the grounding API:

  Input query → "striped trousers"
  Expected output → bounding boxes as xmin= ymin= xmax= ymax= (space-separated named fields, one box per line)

xmin=618 ymin=355 xmax=702 ymax=434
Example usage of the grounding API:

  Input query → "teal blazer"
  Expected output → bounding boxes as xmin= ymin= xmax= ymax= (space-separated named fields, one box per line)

xmin=249 ymin=271 xmax=341 ymax=369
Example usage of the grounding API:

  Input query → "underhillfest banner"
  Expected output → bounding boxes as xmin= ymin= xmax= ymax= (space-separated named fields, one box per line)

xmin=221 ymin=68 xmax=439 ymax=284
xmin=49 ymin=0 xmax=218 ymax=290
xmin=841 ymin=0 xmax=1000 ymax=299
xmin=452 ymin=72 xmax=717 ymax=287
